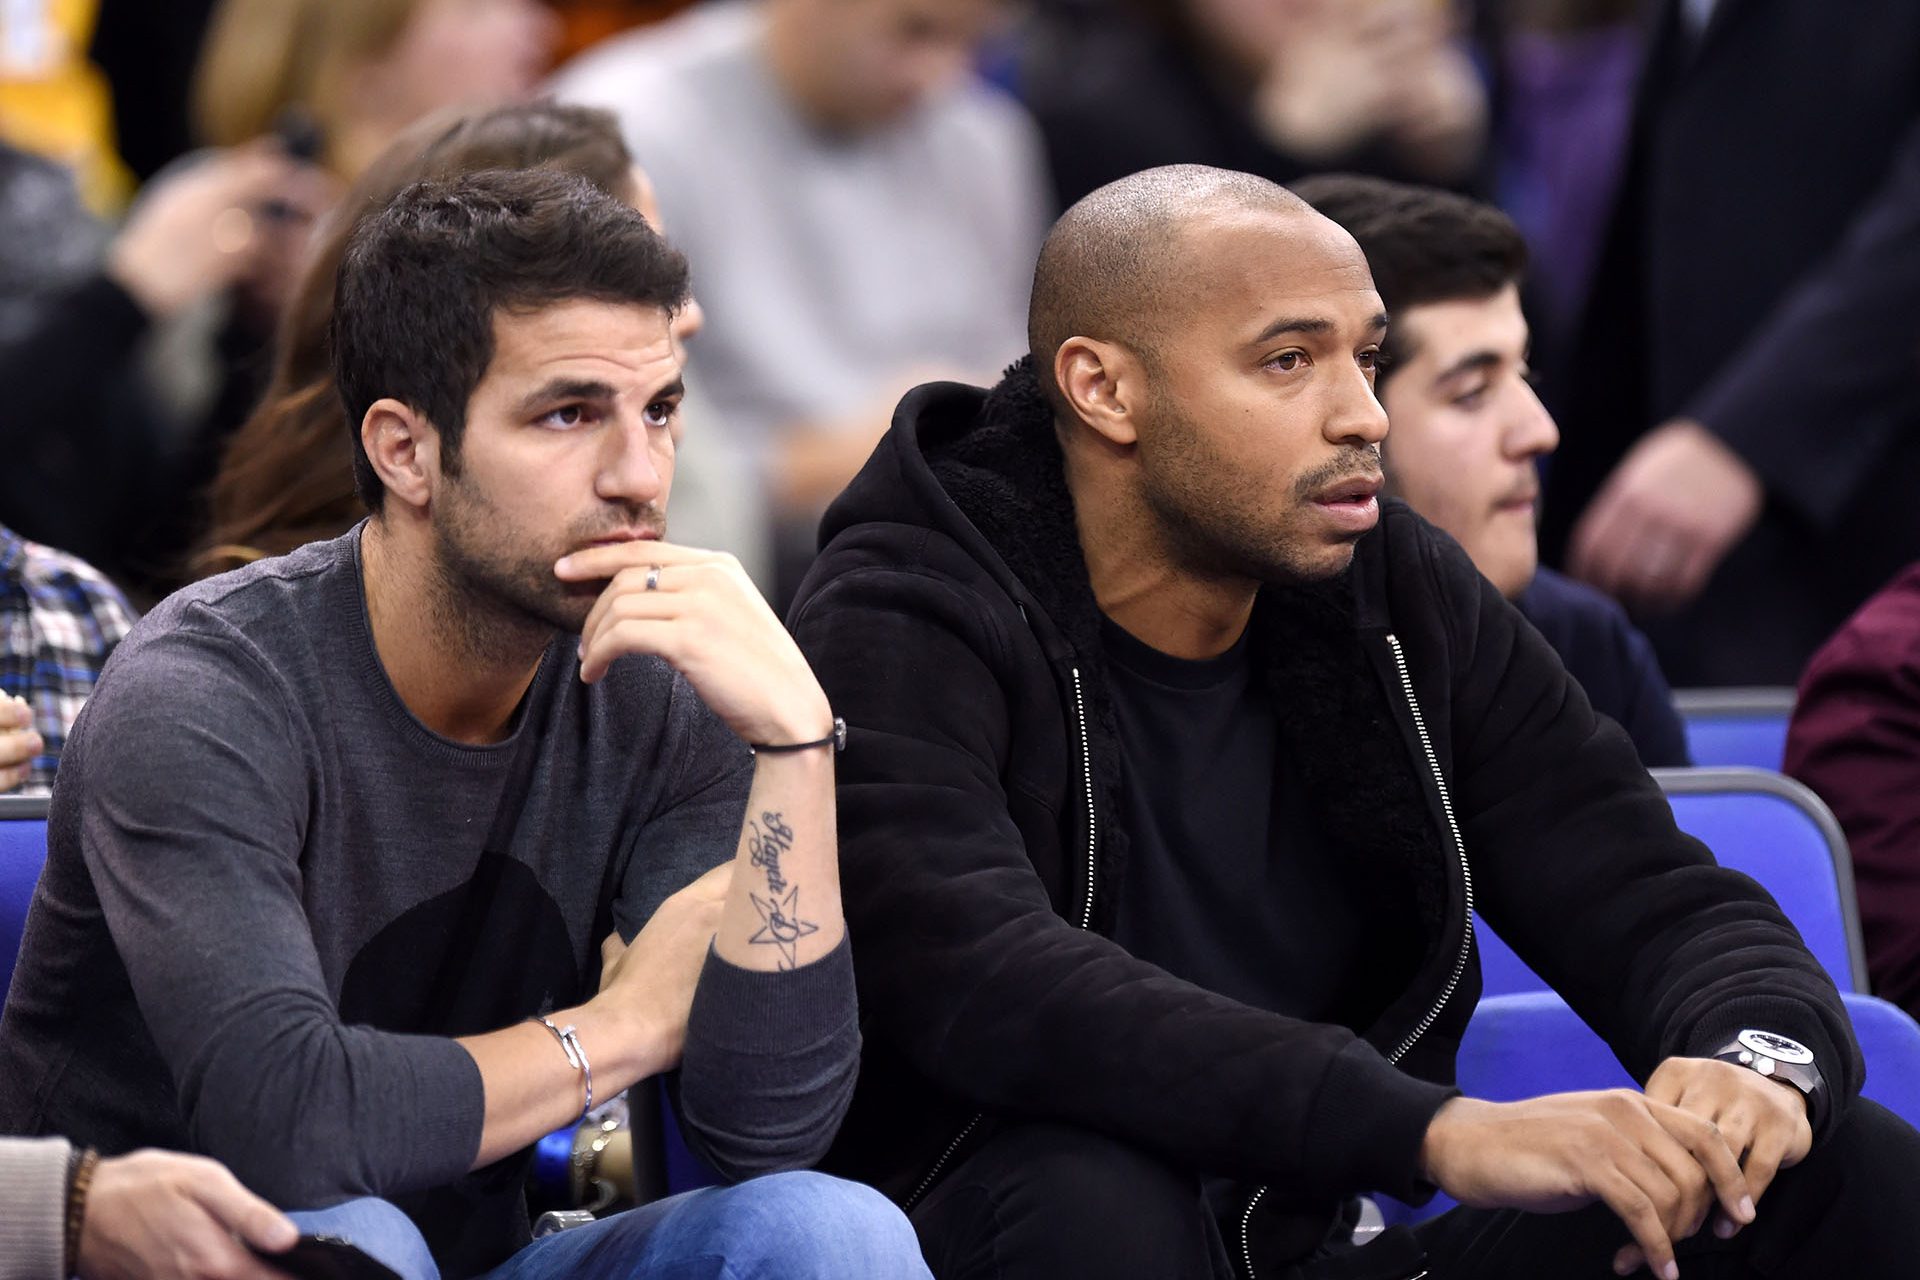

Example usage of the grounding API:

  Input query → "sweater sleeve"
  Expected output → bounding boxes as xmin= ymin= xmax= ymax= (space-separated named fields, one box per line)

xmin=0 ymin=1137 xmax=69 ymax=1280
xmin=675 ymin=939 xmax=860 ymax=1180
xmin=617 ymin=682 xmax=860 ymax=1178
xmin=71 ymin=618 xmax=483 ymax=1206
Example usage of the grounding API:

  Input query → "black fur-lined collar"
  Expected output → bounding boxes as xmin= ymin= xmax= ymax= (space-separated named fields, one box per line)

xmin=926 ymin=357 xmax=1447 ymax=963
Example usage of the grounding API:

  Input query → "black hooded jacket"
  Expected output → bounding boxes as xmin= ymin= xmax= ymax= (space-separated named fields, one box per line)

xmin=788 ymin=360 xmax=1859 ymax=1274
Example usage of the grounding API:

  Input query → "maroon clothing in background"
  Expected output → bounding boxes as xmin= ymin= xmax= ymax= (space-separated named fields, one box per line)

xmin=1786 ymin=563 xmax=1920 ymax=1018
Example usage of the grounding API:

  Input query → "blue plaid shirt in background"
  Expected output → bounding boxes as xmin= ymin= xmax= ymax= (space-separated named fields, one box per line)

xmin=0 ymin=525 xmax=136 ymax=795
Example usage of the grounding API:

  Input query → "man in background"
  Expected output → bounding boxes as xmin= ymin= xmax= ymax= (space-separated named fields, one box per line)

xmin=1540 ymin=0 xmax=1920 ymax=685
xmin=552 ymin=0 xmax=1050 ymax=599
xmin=1299 ymin=172 xmax=1688 ymax=767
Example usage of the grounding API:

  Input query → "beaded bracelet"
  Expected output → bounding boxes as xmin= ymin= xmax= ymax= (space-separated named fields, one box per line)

xmin=64 ymin=1146 xmax=99 ymax=1274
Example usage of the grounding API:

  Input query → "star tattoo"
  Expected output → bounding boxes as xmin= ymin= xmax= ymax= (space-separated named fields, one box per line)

xmin=749 ymin=886 xmax=820 ymax=969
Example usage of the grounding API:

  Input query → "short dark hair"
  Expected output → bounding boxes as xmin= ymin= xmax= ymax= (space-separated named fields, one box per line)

xmin=331 ymin=167 xmax=690 ymax=510
xmin=1291 ymin=174 xmax=1528 ymax=387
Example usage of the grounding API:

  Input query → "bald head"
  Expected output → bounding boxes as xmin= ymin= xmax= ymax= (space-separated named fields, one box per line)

xmin=1028 ymin=165 xmax=1317 ymax=411
xmin=1025 ymin=165 xmax=1390 ymax=594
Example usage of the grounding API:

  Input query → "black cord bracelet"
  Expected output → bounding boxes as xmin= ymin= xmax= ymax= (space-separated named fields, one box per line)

xmin=749 ymin=717 xmax=847 ymax=755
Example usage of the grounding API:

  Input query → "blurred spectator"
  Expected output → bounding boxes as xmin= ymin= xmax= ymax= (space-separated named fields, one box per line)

xmin=0 ymin=1138 xmax=298 ymax=1280
xmin=1540 ymin=0 xmax=1920 ymax=686
xmin=1484 ymin=0 xmax=1644 ymax=353
xmin=0 ymin=138 xmax=329 ymax=594
xmin=1786 ymin=564 xmax=1920 ymax=1022
xmin=0 ymin=0 xmax=133 ymax=210
xmin=1299 ymin=173 xmax=1689 ymax=767
xmin=549 ymin=0 xmax=702 ymax=64
xmin=194 ymin=99 xmax=766 ymax=583
xmin=193 ymin=0 xmax=560 ymax=181
xmin=88 ymin=0 xmax=220 ymax=184
xmin=0 ymin=524 xmax=135 ymax=795
xmin=551 ymin=0 xmax=1048 ymax=598
xmin=1020 ymin=0 xmax=1487 ymax=213
xmin=0 ymin=143 xmax=104 ymax=337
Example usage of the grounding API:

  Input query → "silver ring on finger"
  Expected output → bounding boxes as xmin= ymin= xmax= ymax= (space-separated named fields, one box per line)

xmin=644 ymin=564 xmax=662 ymax=592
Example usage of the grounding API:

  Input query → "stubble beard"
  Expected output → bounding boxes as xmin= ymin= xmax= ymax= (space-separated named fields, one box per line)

xmin=1138 ymin=395 xmax=1377 ymax=587
xmin=428 ymin=473 xmax=653 ymax=665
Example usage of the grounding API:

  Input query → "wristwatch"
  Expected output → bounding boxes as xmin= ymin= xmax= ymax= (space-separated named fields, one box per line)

xmin=1712 ymin=1029 xmax=1826 ymax=1128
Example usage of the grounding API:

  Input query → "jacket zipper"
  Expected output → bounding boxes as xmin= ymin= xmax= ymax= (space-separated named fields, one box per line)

xmin=904 ymin=665 xmax=1102 ymax=1210
xmin=1071 ymin=666 xmax=1099 ymax=929
xmin=1238 ymin=635 xmax=1474 ymax=1280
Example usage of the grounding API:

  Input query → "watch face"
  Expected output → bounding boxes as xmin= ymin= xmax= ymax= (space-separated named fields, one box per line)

xmin=1738 ymin=1029 xmax=1815 ymax=1065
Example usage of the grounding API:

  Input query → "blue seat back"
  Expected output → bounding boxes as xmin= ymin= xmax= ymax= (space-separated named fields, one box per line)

xmin=1458 ymin=989 xmax=1920 ymax=1124
xmin=1658 ymin=769 xmax=1865 ymax=992
xmin=0 ymin=795 xmax=50 ymax=1003
xmin=1478 ymin=769 xmax=1866 ymax=997
xmin=1676 ymin=687 xmax=1795 ymax=770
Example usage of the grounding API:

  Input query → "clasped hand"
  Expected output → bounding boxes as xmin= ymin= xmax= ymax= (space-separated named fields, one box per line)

xmin=1421 ymin=1057 xmax=1811 ymax=1278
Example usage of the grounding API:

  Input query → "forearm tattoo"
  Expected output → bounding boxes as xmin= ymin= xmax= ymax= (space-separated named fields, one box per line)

xmin=747 ymin=810 xmax=817 ymax=969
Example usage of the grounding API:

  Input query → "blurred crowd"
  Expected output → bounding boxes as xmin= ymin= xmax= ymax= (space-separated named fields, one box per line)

xmin=1 ymin=0 xmax=1918 ymax=697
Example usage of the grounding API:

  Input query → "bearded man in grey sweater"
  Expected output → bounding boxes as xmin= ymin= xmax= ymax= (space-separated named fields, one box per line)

xmin=0 ymin=169 xmax=927 ymax=1280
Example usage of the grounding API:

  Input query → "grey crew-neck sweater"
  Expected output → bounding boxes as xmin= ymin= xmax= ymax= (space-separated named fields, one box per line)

xmin=0 ymin=528 xmax=857 ymax=1276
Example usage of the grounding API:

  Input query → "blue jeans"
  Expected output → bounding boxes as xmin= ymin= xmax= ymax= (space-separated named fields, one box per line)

xmin=289 ymin=1171 xmax=931 ymax=1280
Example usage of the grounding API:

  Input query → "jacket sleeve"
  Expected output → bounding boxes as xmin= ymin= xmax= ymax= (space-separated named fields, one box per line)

xmin=1690 ymin=119 xmax=1920 ymax=534
xmin=1429 ymin=527 xmax=1862 ymax=1138
xmin=630 ymin=684 xmax=860 ymax=1180
xmin=791 ymin=556 xmax=1456 ymax=1202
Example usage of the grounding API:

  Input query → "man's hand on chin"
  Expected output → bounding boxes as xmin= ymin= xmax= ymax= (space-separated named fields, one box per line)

xmin=555 ymin=539 xmax=830 ymax=743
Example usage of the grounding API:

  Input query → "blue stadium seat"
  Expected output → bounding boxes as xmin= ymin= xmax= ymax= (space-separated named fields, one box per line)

xmin=0 ymin=794 xmax=50 ymax=1002
xmin=1456 ymin=990 xmax=1920 ymax=1127
xmin=1478 ymin=768 xmax=1867 ymax=997
xmin=1676 ymin=687 xmax=1796 ymax=770
xmin=1384 ymin=989 xmax=1920 ymax=1224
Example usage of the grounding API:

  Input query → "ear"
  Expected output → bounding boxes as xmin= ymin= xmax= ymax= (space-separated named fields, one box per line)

xmin=1054 ymin=337 xmax=1147 ymax=448
xmin=361 ymin=398 xmax=439 ymax=512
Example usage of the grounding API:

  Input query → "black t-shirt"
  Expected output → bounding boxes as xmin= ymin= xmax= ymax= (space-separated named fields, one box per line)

xmin=1102 ymin=617 xmax=1363 ymax=1025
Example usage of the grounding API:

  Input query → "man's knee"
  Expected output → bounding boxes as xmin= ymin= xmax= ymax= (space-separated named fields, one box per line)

xmin=1741 ymin=1098 xmax=1920 ymax=1275
xmin=705 ymin=1170 xmax=928 ymax=1279
xmin=1790 ymin=1096 xmax=1920 ymax=1190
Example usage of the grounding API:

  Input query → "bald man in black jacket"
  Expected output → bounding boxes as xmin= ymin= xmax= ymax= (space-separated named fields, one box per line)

xmin=792 ymin=165 xmax=1920 ymax=1279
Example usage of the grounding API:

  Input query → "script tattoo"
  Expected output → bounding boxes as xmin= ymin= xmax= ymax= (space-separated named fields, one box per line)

xmin=748 ymin=810 xmax=793 ymax=896
xmin=747 ymin=811 xmax=817 ymax=969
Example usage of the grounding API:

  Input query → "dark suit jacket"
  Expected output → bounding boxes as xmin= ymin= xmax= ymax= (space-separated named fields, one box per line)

xmin=1540 ymin=0 xmax=1920 ymax=685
